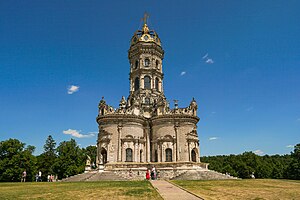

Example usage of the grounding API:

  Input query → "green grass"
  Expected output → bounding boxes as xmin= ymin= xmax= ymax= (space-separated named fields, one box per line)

xmin=0 ymin=181 xmax=162 ymax=200
xmin=171 ymin=179 xmax=300 ymax=200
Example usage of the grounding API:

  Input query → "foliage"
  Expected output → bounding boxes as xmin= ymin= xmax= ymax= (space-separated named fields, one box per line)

xmin=52 ymin=139 xmax=85 ymax=179
xmin=36 ymin=135 xmax=57 ymax=181
xmin=0 ymin=139 xmax=37 ymax=182
xmin=286 ymin=144 xmax=300 ymax=179
xmin=201 ymin=151 xmax=293 ymax=179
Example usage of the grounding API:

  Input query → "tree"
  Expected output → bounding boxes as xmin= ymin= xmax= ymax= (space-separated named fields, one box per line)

xmin=287 ymin=144 xmax=300 ymax=180
xmin=0 ymin=139 xmax=37 ymax=182
xmin=52 ymin=139 xmax=85 ymax=179
xmin=36 ymin=135 xmax=57 ymax=181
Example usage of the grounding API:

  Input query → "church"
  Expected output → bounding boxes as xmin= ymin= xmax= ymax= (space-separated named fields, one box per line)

xmin=95 ymin=16 xmax=210 ymax=177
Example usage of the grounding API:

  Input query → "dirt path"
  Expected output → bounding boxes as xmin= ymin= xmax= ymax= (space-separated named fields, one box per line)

xmin=150 ymin=180 xmax=203 ymax=200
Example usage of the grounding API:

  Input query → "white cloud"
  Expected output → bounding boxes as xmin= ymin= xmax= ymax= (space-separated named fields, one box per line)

xmin=63 ymin=129 xmax=95 ymax=138
xmin=206 ymin=58 xmax=214 ymax=64
xmin=180 ymin=71 xmax=186 ymax=76
xmin=67 ymin=85 xmax=79 ymax=94
xmin=246 ymin=106 xmax=254 ymax=112
xmin=286 ymin=145 xmax=294 ymax=148
xmin=208 ymin=137 xmax=218 ymax=141
xmin=202 ymin=53 xmax=208 ymax=59
xmin=253 ymin=149 xmax=264 ymax=155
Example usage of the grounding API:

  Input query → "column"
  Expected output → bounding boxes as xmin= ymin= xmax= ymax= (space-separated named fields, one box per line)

xmin=117 ymin=125 xmax=122 ymax=162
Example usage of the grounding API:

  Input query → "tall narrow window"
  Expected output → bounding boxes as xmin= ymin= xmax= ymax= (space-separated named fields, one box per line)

xmin=134 ymin=77 xmax=140 ymax=91
xmin=140 ymin=150 xmax=143 ymax=162
xmin=144 ymin=58 xmax=150 ymax=67
xmin=135 ymin=60 xmax=139 ymax=69
xmin=156 ymin=60 xmax=159 ymax=68
xmin=155 ymin=78 xmax=159 ymax=91
xmin=126 ymin=148 xmax=133 ymax=162
xmin=165 ymin=148 xmax=172 ymax=162
xmin=144 ymin=76 xmax=151 ymax=89
xmin=191 ymin=149 xmax=197 ymax=162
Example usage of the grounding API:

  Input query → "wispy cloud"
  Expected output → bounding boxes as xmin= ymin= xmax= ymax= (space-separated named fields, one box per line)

xmin=245 ymin=106 xmax=254 ymax=112
xmin=202 ymin=53 xmax=208 ymax=59
xmin=67 ymin=85 xmax=79 ymax=94
xmin=63 ymin=129 xmax=95 ymax=138
xmin=202 ymin=53 xmax=214 ymax=64
xmin=253 ymin=149 xmax=264 ymax=155
xmin=180 ymin=71 xmax=186 ymax=76
xmin=206 ymin=58 xmax=214 ymax=64
xmin=208 ymin=137 xmax=219 ymax=141
xmin=286 ymin=145 xmax=294 ymax=148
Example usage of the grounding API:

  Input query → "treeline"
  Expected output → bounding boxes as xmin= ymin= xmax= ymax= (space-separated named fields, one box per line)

xmin=0 ymin=136 xmax=96 ymax=182
xmin=201 ymin=143 xmax=300 ymax=180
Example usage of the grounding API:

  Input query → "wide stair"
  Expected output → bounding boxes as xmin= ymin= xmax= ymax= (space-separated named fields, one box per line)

xmin=86 ymin=171 xmax=128 ymax=181
xmin=171 ymin=169 xmax=238 ymax=180
xmin=61 ymin=171 xmax=97 ymax=182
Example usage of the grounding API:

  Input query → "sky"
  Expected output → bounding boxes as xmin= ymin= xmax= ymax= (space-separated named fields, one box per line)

xmin=0 ymin=0 xmax=299 ymax=156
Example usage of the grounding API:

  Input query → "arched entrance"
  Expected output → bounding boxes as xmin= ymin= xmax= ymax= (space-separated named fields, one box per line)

xmin=101 ymin=148 xmax=107 ymax=164
xmin=165 ymin=148 xmax=172 ymax=162
xmin=191 ymin=149 xmax=197 ymax=162
xmin=126 ymin=148 xmax=133 ymax=162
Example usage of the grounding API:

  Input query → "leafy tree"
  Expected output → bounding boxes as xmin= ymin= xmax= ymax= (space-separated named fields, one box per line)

xmin=36 ymin=135 xmax=57 ymax=181
xmin=0 ymin=139 xmax=37 ymax=182
xmin=287 ymin=144 xmax=300 ymax=179
xmin=52 ymin=139 xmax=85 ymax=179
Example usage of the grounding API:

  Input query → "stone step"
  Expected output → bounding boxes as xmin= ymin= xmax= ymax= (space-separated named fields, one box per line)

xmin=171 ymin=169 xmax=238 ymax=180
xmin=86 ymin=171 xmax=128 ymax=181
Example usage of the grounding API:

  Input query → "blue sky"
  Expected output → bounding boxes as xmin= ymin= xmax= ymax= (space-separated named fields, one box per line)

xmin=0 ymin=0 xmax=299 ymax=156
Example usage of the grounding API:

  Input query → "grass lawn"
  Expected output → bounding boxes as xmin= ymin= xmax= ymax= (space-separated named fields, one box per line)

xmin=171 ymin=179 xmax=300 ymax=200
xmin=0 ymin=181 xmax=162 ymax=200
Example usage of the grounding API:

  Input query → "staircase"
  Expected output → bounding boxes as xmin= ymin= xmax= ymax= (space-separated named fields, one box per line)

xmin=61 ymin=171 xmax=97 ymax=182
xmin=171 ymin=169 xmax=238 ymax=180
xmin=87 ymin=171 xmax=128 ymax=181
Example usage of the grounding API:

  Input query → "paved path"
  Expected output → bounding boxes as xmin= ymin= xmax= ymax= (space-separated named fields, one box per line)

xmin=150 ymin=180 xmax=203 ymax=200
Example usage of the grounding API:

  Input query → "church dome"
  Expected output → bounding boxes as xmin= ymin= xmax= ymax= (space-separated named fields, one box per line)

xmin=130 ymin=23 xmax=161 ymax=46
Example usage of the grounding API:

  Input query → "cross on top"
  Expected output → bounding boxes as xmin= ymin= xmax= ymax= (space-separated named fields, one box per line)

xmin=142 ymin=12 xmax=149 ymax=25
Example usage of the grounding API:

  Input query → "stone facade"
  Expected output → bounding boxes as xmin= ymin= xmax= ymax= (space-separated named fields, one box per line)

xmin=96 ymin=20 xmax=203 ymax=169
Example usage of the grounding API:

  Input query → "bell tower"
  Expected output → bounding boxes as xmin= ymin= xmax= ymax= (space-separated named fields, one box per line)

xmin=127 ymin=14 xmax=166 ymax=118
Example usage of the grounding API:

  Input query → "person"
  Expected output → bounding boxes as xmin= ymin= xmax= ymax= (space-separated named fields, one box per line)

xmin=21 ymin=170 xmax=26 ymax=182
xmin=151 ymin=166 xmax=156 ymax=180
xmin=35 ymin=173 xmax=39 ymax=182
xmin=38 ymin=170 xmax=42 ymax=182
xmin=156 ymin=170 xmax=160 ymax=180
xmin=146 ymin=169 xmax=150 ymax=180
xmin=47 ymin=175 xmax=50 ymax=182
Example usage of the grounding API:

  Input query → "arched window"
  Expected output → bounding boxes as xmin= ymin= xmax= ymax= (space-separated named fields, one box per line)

xmin=126 ymin=148 xmax=133 ymax=162
xmin=156 ymin=60 xmax=159 ymax=68
xmin=165 ymin=148 xmax=172 ymax=162
xmin=101 ymin=148 xmax=107 ymax=164
xmin=144 ymin=58 xmax=150 ymax=67
xmin=135 ymin=60 xmax=139 ymax=69
xmin=144 ymin=76 xmax=151 ymax=89
xmin=191 ymin=149 xmax=197 ymax=162
xmin=155 ymin=78 xmax=159 ymax=91
xmin=134 ymin=77 xmax=139 ymax=91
